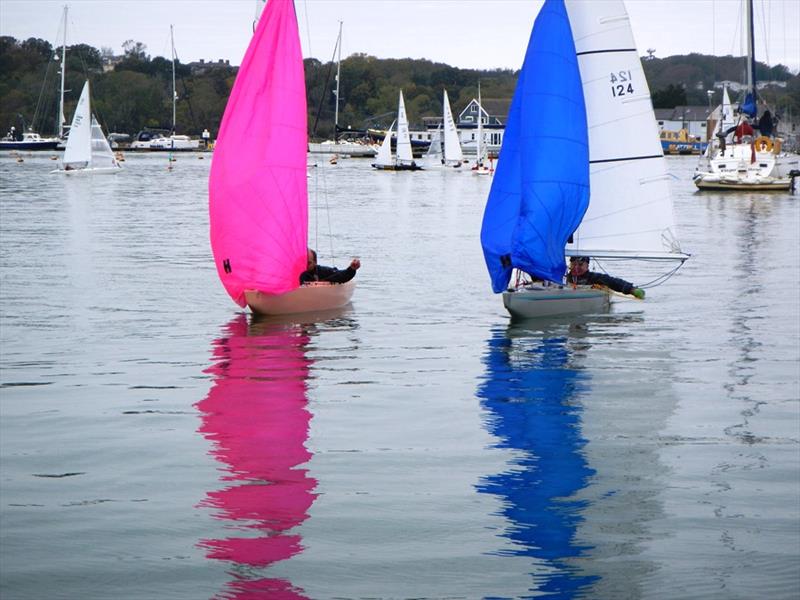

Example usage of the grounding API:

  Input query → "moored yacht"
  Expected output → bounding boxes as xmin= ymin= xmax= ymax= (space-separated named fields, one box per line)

xmin=0 ymin=129 xmax=60 ymax=151
xmin=693 ymin=0 xmax=799 ymax=192
xmin=129 ymin=129 xmax=200 ymax=151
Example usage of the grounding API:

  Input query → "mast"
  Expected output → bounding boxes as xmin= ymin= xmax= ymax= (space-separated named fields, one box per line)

xmin=171 ymin=24 xmax=177 ymax=134
xmin=476 ymin=80 xmax=483 ymax=165
xmin=58 ymin=5 xmax=67 ymax=137
xmin=746 ymin=0 xmax=756 ymax=105
xmin=333 ymin=21 xmax=343 ymax=143
xmin=740 ymin=0 xmax=758 ymax=118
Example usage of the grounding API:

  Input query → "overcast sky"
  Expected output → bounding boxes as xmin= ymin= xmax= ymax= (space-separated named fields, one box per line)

xmin=1 ymin=0 xmax=798 ymax=73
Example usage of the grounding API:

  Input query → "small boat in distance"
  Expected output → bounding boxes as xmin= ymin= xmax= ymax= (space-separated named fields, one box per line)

xmin=693 ymin=0 xmax=799 ymax=191
xmin=129 ymin=26 xmax=200 ymax=152
xmin=308 ymin=22 xmax=377 ymax=158
xmin=0 ymin=130 xmax=60 ymax=151
xmin=372 ymin=90 xmax=423 ymax=171
xmin=442 ymin=90 xmax=464 ymax=168
xmin=1 ymin=6 xmax=68 ymax=152
xmin=209 ymin=0 xmax=355 ymax=316
xmin=472 ymin=82 xmax=493 ymax=175
xmin=51 ymin=80 xmax=121 ymax=175
xmin=481 ymin=0 xmax=688 ymax=320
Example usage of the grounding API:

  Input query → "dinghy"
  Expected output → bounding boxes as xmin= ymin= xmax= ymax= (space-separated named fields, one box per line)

xmin=481 ymin=0 xmax=688 ymax=320
xmin=371 ymin=91 xmax=422 ymax=171
xmin=442 ymin=90 xmax=464 ymax=168
xmin=423 ymin=90 xmax=464 ymax=169
xmin=208 ymin=0 xmax=355 ymax=316
xmin=52 ymin=80 xmax=121 ymax=175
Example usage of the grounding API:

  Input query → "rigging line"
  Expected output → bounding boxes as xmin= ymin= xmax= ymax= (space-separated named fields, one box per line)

xmin=575 ymin=48 xmax=637 ymax=56
xmin=323 ymin=165 xmax=334 ymax=265
xmin=311 ymin=37 xmax=339 ymax=138
xmin=593 ymin=257 xmax=687 ymax=289
xmin=711 ymin=1 xmax=719 ymax=90
xmin=758 ymin=0 xmax=769 ymax=68
xmin=590 ymin=154 xmax=663 ymax=164
xmin=302 ymin=0 xmax=313 ymax=60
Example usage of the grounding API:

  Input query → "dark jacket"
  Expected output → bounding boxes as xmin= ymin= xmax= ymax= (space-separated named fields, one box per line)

xmin=566 ymin=270 xmax=635 ymax=295
xmin=300 ymin=264 xmax=356 ymax=285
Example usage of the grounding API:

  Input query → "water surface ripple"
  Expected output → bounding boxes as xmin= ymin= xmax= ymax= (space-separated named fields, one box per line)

xmin=1 ymin=153 xmax=798 ymax=599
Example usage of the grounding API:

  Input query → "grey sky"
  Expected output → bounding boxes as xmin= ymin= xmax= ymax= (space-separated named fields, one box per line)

xmin=1 ymin=0 xmax=798 ymax=72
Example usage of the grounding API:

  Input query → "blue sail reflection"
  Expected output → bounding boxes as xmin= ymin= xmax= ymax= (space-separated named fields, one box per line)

xmin=477 ymin=324 xmax=597 ymax=598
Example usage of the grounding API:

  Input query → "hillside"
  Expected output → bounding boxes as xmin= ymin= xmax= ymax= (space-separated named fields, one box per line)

xmin=1 ymin=35 xmax=798 ymax=141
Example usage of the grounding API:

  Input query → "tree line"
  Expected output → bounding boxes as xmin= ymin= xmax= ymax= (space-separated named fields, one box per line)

xmin=1 ymin=35 xmax=797 ymax=141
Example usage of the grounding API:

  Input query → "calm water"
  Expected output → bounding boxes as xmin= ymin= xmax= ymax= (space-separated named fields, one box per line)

xmin=1 ymin=152 xmax=798 ymax=599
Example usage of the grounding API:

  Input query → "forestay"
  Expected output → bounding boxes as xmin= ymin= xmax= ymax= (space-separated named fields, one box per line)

xmin=208 ymin=0 xmax=308 ymax=307
xmin=563 ymin=0 xmax=685 ymax=260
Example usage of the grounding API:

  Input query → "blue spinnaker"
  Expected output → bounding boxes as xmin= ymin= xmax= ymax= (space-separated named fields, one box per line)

xmin=480 ymin=0 xmax=589 ymax=292
xmin=740 ymin=92 xmax=757 ymax=118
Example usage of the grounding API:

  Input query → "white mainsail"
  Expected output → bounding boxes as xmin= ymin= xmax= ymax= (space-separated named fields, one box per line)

xmin=442 ymin=90 xmax=463 ymax=165
xmin=396 ymin=91 xmax=414 ymax=164
xmin=564 ymin=0 xmax=685 ymax=260
xmin=62 ymin=81 xmax=92 ymax=169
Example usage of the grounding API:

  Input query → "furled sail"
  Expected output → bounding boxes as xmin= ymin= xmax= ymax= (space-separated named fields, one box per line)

xmin=209 ymin=0 xmax=307 ymax=307
xmin=563 ymin=0 xmax=685 ymax=260
xmin=480 ymin=0 xmax=589 ymax=291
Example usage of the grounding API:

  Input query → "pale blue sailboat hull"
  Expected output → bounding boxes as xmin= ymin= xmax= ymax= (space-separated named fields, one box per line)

xmin=503 ymin=285 xmax=609 ymax=319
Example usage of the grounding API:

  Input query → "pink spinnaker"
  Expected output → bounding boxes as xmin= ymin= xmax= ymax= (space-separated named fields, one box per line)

xmin=209 ymin=0 xmax=308 ymax=307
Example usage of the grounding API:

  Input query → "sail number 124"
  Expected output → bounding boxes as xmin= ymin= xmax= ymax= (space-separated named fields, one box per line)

xmin=610 ymin=70 xmax=634 ymax=97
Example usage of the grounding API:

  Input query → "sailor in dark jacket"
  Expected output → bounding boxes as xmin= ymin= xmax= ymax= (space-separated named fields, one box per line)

xmin=567 ymin=256 xmax=645 ymax=299
xmin=300 ymin=248 xmax=360 ymax=284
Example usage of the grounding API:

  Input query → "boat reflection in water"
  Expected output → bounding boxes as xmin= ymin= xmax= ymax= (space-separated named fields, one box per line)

xmin=196 ymin=313 xmax=332 ymax=599
xmin=476 ymin=320 xmax=598 ymax=598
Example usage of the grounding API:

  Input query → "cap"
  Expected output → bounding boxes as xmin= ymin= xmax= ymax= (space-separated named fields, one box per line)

xmin=569 ymin=256 xmax=590 ymax=264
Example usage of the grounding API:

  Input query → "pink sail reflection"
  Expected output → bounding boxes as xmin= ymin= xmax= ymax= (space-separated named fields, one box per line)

xmin=196 ymin=314 xmax=315 ymax=598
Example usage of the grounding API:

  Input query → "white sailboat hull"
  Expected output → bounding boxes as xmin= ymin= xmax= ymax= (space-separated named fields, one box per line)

xmin=51 ymin=165 xmax=122 ymax=175
xmin=308 ymin=141 xmax=376 ymax=157
xmin=130 ymin=136 xmax=200 ymax=151
xmin=694 ymin=144 xmax=799 ymax=191
xmin=245 ymin=280 xmax=355 ymax=316
xmin=502 ymin=285 xmax=610 ymax=319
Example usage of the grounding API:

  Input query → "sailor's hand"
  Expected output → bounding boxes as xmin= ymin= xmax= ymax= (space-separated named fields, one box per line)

xmin=632 ymin=288 xmax=645 ymax=300
xmin=350 ymin=258 xmax=361 ymax=270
